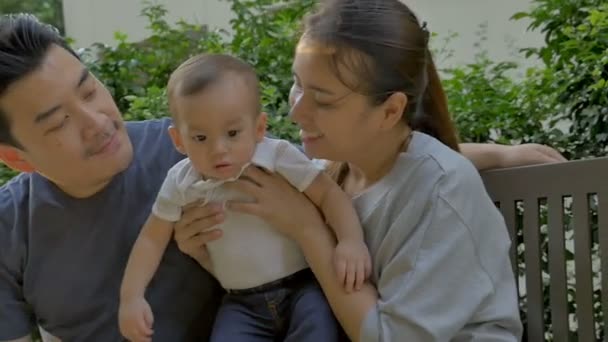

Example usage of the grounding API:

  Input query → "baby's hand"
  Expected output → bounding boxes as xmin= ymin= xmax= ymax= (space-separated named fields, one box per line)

xmin=118 ymin=296 xmax=154 ymax=342
xmin=334 ymin=239 xmax=372 ymax=293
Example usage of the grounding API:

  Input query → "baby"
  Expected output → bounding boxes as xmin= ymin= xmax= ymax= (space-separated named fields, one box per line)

xmin=118 ymin=53 xmax=371 ymax=341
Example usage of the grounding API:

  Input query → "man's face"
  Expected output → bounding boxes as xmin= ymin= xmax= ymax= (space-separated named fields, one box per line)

xmin=0 ymin=44 xmax=133 ymax=197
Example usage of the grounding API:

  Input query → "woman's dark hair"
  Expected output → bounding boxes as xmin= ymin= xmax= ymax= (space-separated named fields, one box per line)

xmin=302 ymin=0 xmax=460 ymax=183
xmin=0 ymin=14 xmax=78 ymax=147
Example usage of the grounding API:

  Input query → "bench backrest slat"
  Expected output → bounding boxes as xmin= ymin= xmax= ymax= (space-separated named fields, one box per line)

xmin=482 ymin=157 xmax=608 ymax=341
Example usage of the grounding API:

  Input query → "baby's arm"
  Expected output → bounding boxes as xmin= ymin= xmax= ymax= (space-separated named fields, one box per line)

xmin=304 ymin=172 xmax=371 ymax=292
xmin=118 ymin=214 xmax=174 ymax=341
xmin=120 ymin=214 xmax=173 ymax=298
xmin=305 ymin=172 xmax=362 ymax=242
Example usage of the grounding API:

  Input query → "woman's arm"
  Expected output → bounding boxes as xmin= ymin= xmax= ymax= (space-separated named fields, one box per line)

xmin=296 ymin=224 xmax=378 ymax=340
xmin=310 ymin=181 xmax=520 ymax=341
xmin=460 ymin=142 xmax=566 ymax=171
xmin=225 ymin=166 xmax=522 ymax=341
xmin=224 ymin=166 xmax=378 ymax=340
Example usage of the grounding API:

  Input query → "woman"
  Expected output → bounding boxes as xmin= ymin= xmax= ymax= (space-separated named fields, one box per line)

xmin=175 ymin=0 xmax=559 ymax=340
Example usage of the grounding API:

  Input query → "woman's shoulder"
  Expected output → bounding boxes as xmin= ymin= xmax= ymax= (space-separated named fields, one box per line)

xmin=375 ymin=132 xmax=493 ymax=220
xmin=404 ymin=132 xmax=484 ymax=192
xmin=403 ymin=132 xmax=499 ymax=223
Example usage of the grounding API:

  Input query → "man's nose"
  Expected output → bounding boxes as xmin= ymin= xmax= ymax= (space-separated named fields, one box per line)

xmin=75 ymin=105 xmax=109 ymax=141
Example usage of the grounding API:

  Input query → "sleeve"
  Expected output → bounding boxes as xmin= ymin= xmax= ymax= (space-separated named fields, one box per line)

xmin=273 ymin=141 xmax=323 ymax=192
xmin=360 ymin=182 xmax=522 ymax=341
xmin=151 ymin=166 xmax=185 ymax=222
xmin=0 ymin=193 xmax=35 ymax=339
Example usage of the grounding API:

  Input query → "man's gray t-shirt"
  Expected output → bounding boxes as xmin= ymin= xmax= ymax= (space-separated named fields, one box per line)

xmin=0 ymin=118 xmax=223 ymax=341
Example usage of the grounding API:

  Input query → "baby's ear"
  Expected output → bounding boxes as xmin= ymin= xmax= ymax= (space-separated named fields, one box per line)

xmin=167 ymin=126 xmax=186 ymax=154
xmin=255 ymin=112 xmax=268 ymax=141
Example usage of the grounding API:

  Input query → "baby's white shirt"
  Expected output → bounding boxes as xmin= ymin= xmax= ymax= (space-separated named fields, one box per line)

xmin=152 ymin=137 xmax=323 ymax=289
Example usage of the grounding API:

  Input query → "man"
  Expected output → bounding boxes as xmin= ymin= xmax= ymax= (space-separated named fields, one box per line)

xmin=0 ymin=14 xmax=564 ymax=342
xmin=0 ymin=15 xmax=223 ymax=341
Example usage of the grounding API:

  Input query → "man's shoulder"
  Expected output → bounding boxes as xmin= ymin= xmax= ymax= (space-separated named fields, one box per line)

xmin=125 ymin=117 xmax=172 ymax=139
xmin=125 ymin=118 xmax=184 ymax=169
xmin=0 ymin=173 xmax=29 ymax=263
xmin=0 ymin=173 xmax=30 ymax=224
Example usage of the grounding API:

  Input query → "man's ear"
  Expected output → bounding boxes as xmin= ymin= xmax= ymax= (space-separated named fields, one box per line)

xmin=167 ymin=126 xmax=186 ymax=154
xmin=379 ymin=92 xmax=408 ymax=131
xmin=0 ymin=145 xmax=35 ymax=173
xmin=255 ymin=112 xmax=268 ymax=142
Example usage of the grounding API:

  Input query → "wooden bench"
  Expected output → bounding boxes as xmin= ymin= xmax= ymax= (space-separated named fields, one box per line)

xmin=482 ymin=157 xmax=608 ymax=341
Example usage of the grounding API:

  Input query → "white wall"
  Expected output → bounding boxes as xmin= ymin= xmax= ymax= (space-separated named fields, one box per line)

xmin=62 ymin=0 xmax=233 ymax=48
xmin=403 ymin=0 xmax=544 ymax=69
xmin=63 ymin=0 xmax=544 ymax=68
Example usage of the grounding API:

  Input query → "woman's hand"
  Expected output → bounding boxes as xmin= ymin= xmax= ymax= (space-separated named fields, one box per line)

xmin=174 ymin=202 xmax=225 ymax=269
xmin=223 ymin=165 xmax=326 ymax=241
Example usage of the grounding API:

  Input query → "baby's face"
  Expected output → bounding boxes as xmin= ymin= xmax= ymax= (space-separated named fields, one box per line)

xmin=170 ymin=77 xmax=266 ymax=180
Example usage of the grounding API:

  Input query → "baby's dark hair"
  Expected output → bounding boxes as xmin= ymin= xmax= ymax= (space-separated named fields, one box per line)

xmin=167 ymin=53 xmax=260 ymax=120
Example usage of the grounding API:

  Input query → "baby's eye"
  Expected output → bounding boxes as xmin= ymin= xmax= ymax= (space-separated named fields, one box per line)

xmin=228 ymin=130 xmax=240 ymax=137
xmin=193 ymin=135 xmax=207 ymax=142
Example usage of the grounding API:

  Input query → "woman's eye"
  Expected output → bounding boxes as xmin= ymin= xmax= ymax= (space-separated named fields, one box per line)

xmin=228 ymin=130 xmax=239 ymax=137
xmin=315 ymin=99 xmax=334 ymax=109
xmin=83 ymin=88 xmax=96 ymax=101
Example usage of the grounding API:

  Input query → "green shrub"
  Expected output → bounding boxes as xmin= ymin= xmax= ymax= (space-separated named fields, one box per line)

xmin=0 ymin=0 xmax=64 ymax=33
xmin=226 ymin=0 xmax=315 ymax=118
xmin=1 ymin=1 xmax=607 ymax=340
xmin=81 ymin=0 xmax=310 ymax=143
xmin=3 ymin=0 xmax=606 ymax=187
xmin=80 ymin=1 xmax=226 ymax=114
xmin=513 ymin=0 xmax=608 ymax=159
xmin=0 ymin=165 xmax=17 ymax=185
xmin=443 ymin=51 xmax=560 ymax=146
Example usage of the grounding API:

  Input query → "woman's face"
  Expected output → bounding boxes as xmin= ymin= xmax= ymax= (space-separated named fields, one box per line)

xmin=289 ymin=39 xmax=387 ymax=162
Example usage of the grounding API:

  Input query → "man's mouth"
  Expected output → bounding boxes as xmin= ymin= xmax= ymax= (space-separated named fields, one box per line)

xmin=87 ymin=131 xmax=119 ymax=157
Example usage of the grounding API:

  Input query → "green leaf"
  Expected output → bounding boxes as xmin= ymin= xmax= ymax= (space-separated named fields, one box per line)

xmin=510 ymin=11 xmax=529 ymax=20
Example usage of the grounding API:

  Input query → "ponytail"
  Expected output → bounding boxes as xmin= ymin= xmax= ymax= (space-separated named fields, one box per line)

xmin=304 ymin=0 xmax=461 ymax=186
xmin=410 ymin=52 xmax=460 ymax=152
